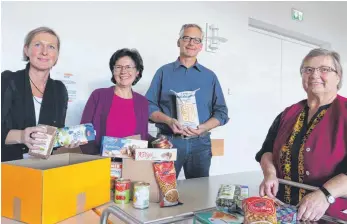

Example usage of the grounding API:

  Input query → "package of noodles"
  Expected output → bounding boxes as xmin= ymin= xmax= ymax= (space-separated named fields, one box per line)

xmin=153 ymin=161 xmax=182 ymax=207
xmin=242 ymin=197 xmax=277 ymax=224
xmin=170 ymin=89 xmax=200 ymax=129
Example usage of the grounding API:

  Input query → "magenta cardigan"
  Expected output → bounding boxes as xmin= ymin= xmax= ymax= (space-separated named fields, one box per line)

xmin=79 ymin=86 xmax=151 ymax=154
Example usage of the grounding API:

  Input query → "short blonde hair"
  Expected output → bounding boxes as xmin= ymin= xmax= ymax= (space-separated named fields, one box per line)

xmin=23 ymin=27 xmax=60 ymax=61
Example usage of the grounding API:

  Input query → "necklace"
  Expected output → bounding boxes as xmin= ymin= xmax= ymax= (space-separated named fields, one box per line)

xmin=33 ymin=96 xmax=42 ymax=105
xmin=29 ymin=74 xmax=46 ymax=105
xmin=29 ymin=76 xmax=46 ymax=95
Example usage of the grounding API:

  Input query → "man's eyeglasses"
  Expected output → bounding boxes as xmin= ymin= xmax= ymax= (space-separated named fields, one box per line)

xmin=301 ymin=66 xmax=337 ymax=75
xmin=114 ymin=65 xmax=136 ymax=73
xmin=180 ymin=36 xmax=202 ymax=44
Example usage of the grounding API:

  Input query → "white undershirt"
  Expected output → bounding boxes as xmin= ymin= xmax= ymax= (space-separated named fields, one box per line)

xmin=33 ymin=96 xmax=42 ymax=125
xmin=23 ymin=96 xmax=42 ymax=159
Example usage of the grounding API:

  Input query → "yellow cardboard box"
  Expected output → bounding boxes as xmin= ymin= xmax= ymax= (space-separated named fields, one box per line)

xmin=1 ymin=153 xmax=110 ymax=224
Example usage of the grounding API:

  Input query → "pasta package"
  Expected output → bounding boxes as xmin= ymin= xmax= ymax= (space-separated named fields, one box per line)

xmin=171 ymin=89 xmax=200 ymax=129
xmin=53 ymin=123 xmax=96 ymax=147
xmin=153 ymin=161 xmax=182 ymax=207
xmin=216 ymin=184 xmax=249 ymax=214
xmin=242 ymin=197 xmax=277 ymax=224
xmin=29 ymin=125 xmax=57 ymax=159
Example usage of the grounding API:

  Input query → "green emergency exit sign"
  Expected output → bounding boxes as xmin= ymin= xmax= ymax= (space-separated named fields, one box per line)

xmin=292 ymin=8 xmax=303 ymax=21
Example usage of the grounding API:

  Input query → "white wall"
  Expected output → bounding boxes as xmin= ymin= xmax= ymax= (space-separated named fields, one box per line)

xmin=2 ymin=1 xmax=347 ymax=175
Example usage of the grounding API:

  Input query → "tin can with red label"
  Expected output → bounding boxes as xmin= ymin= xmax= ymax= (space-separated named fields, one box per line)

xmin=115 ymin=178 xmax=131 ymax=204
xmin=111 ymin=159 xmax=122 ymax=178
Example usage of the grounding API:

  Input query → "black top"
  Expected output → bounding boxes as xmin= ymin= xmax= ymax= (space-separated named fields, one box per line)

xmin=255 ymin=103 xmax=347 ymax=204
xmin=1 ymin=63 xmax=68 ymax=162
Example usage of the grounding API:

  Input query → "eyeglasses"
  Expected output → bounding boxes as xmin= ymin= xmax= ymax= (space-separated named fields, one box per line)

xmin=114 ymin=65 xmax=136 ymax=73
xmin=180 ymin=36 xmax=202 ymax=44
xmin=301 ymin=66 xmax=337 ymax=75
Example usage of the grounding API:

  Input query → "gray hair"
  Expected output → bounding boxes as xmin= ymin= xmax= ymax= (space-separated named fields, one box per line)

xmin=178 ymin=24 xmax=204 ymax=40
xmin=300 ymin=48 xmax=343 ymax=90
xmin=23 ymin=27 xmax=60 ymax=61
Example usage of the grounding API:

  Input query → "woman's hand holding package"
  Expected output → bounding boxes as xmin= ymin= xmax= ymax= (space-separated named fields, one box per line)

xmin=259 ymin=173 xmax=279 ymax=199
xmin=21 ymin=126 xmax=47 ymax=150
xmin=297 ymin=190 xmax=329 ymax=221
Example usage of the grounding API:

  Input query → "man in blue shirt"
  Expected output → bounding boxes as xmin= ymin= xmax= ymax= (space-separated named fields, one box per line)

xmin=146 ymin=24 xmax=229 ymax=179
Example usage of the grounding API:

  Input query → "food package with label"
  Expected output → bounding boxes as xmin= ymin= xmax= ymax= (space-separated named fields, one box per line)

xmin=101 ymin=136 xmax=148 ymax=158
xmin=28 ymin=124 xmax=58 ymax=159
xmin=216 ymin=184 xmax=249 ymax=214
xmin=171 ymin=89 xmax=200 ymax=129
xmin=273 ymin=198 xmax=297 ymax=224
xmin=152 ymin=135 xmax=173 ymax=149
xmin=153 ymin=161 xmax=182 ymax=207
xmin=134 ymin=148 xmax=177 ymax=161
xmin=242 ymin=197 xmax=277 ymax=224
xmin=53 ymin=123 xmax=96 ymax=147
xmin=194 ymin=209 xmax=244 ymax=224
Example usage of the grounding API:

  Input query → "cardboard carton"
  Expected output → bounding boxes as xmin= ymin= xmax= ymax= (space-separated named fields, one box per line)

xmin=122 ymin=158 xmax=160 ymax=203
xmin=1 ymin=153 xmax=110 ymax=224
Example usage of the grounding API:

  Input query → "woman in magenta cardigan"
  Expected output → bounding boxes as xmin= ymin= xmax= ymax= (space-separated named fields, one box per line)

xmin=256 ymin=48 xmax=347 ymax=221
xmin=80 ymin=48 xmax=151 ymax=155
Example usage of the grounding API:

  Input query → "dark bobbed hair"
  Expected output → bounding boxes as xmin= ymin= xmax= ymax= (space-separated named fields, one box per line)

xmin=109 ymin=48 xmax=144 ymax=85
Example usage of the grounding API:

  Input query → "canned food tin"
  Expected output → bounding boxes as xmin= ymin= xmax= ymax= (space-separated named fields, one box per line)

xmin=111 ymin=159 xmax=122 ymax=178
xmin=110 ymin=177 xmax=116 ymax=201
xmin=115 ymin=179 xmax=131 ymax=204
xmin=133 ymin=182 xmax=150 ymax=209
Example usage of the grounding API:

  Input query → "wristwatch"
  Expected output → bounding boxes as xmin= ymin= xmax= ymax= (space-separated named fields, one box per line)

xmin=320 ymin=186 xmax=336 ymax=204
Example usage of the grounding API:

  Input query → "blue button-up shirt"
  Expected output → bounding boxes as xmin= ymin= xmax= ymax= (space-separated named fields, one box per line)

xmin=146 ymin=59 xmax=229 ymax=134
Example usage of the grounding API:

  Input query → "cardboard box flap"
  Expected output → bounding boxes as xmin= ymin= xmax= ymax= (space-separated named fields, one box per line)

xmin=4 ymin=153 xmax=106 ymax=170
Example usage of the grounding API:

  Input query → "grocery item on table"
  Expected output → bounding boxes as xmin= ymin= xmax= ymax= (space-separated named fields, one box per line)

xmin=53 ymin=123 xmax=96 ymax=147
xmin=171 ymin=89 xmax=200 ymax=129
xmin=273 ymin=199 xmax=297 ymax=223
xmin=276 ymin=205 xmax=297 ymax=223
xmin=153 ymin=161 xmax=182 ymax=207
xmin=133 ymin=182 xmax=150 ymax=209
xmin=216 ymin=184 xmax=249 ymax=214
xmin=152 ymin=135 xmax=173 ymax=149
xmin=115 ymin=178 xmax=131 ymax=204
xmin=110 ymin=177 xmax=116 ymax=201
xmin=194 ymin=209 xmax=244 ymax=224
xmin=134 ymin=148 xmax=177 ymax=161
xmin=29 ymin=125 xmax=58 ymax=159
xmin=242 ymin=197 xmax=277 ymax=224
xmin=101 ymin=136 xmax=148 ymax=158
xmin=110 ymin=159 xmax=122 ymax=178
